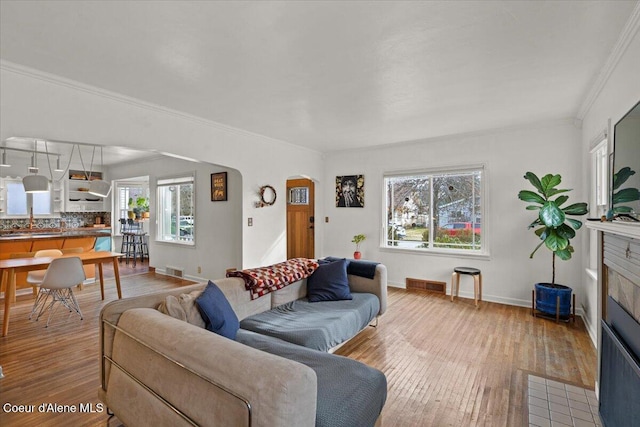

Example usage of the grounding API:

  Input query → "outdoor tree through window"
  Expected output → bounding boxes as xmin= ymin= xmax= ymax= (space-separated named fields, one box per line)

xmin=384 ymin=167 xmax=484 ymax=253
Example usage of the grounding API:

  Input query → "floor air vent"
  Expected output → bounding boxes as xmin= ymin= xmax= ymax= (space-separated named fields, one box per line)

xmin=166 ymin=266 xmax=184 ymax=278
xmin=406 ymin=277 xmax=446 ymax=294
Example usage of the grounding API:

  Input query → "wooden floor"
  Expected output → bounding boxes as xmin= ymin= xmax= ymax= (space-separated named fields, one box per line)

xmin=0 ymin=277 xmax=596 ymax=427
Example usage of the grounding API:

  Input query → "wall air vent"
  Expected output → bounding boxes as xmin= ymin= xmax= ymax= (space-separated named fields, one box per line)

xmin=406 ymin=277 xmax=446 ymax=294
xmin=165 ymin=266 xmax=184 ymax=278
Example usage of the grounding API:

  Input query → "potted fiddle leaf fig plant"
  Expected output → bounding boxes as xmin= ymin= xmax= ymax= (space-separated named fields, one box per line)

xmin=352 ymin=234 xmax=366 ymax=259
xmin=518 ymin=172 xmax=588 ymax=318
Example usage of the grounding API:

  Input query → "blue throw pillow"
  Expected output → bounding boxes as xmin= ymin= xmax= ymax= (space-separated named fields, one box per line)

xmin=195 ymin=281 xmax=239 ymax=339
xmin=307 ymin=258 xmax=352 ymax=302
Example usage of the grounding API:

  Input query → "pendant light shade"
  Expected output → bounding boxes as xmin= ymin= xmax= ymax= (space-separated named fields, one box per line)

xmin=23 ymin=140 xmax=49 ymax=193
xmin=88 ymin=179 xmax=111 ymax=197
xmin=23 ymin=174 xmax=50 ymax=193
xmin=88 ymin=146 xmax=111 ymax=198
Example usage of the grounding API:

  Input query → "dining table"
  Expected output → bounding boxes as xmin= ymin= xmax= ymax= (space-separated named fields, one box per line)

xmin=0 ymin=251 xmax=123 ymax=337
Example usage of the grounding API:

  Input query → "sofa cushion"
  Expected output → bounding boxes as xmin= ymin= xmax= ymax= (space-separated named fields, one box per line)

xmin=157 ymin=290 xmax=205 ymax=328
xmin=196 ymin=281 xmax=240 ymax=339
xmin=236 ymin=329 xmax=386 ymax=427
xmin=240 ymin=293 xmax=379 ymax=352
xmin=307 ymin=258 xmax=352 ymax=302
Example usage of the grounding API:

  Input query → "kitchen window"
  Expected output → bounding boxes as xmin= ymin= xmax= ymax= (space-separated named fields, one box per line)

xmin=3 ymin=177 xmax=52 ymax=216
xmin=383 ymin=166 xmax=485 ymax=255
xmin=157 ymin=174 xmax=195 ymax=245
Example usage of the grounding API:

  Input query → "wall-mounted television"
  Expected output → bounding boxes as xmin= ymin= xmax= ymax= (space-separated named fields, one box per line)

xmin=611 ymin=100 xmax=640 ymax=220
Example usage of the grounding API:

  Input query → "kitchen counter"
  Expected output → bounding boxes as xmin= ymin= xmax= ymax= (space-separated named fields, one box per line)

xmin=0 ymin=227 xmax=111 ymax=241
xmin=0 ymin=227 xmax=113 ymax=291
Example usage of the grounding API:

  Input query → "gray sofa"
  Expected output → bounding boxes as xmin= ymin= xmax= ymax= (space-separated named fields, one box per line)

xmin=99 ymin=263 xmax=388 ymax=427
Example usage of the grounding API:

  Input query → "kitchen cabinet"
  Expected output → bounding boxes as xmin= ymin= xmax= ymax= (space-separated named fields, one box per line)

xmin=66 ymin=169 xmax=107 ymax=212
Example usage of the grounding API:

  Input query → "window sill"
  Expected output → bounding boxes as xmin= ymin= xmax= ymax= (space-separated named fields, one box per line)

xmin=379 ymin=245 xmax=490 ymax=260
xmin=156 ymin=239 xmax=195 ymax=247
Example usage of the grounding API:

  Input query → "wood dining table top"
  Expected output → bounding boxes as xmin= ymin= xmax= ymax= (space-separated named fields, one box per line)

xmin=1 ymin=251 xmax=124 ymax=337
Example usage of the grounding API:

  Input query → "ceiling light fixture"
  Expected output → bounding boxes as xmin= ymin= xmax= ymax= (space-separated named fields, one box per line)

xmin=22 ymin=140 xmax=50 ymax=193
xmin=0 ymin=148 xmax=10 ymax=167
xmin=54 ymin=155 xmax=64 ymax=172
xmin=88 ymin=146 xmax=111 ymax=198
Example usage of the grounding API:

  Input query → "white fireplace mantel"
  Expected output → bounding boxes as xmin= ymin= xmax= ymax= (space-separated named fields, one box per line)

xmin=586 ymin=220 xmax=640 ymax=239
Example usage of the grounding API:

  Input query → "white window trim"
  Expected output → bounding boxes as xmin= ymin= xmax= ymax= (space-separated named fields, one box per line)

xmin=1 ymin=176 xmax=56 ymax=218
xmin=381 ymin=164 xmax=489 ymax=258
xmin=156 ymin=172 xmax=196 ymax=246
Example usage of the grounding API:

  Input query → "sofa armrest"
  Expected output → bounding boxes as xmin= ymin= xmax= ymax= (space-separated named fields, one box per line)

xmin=348 ymin=264 xmax=387 ymax=315
xmin=101 ymin=308 xmax=317 ymax=427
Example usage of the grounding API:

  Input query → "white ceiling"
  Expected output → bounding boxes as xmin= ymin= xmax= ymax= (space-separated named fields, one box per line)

xmin=1 ymin=0 xmax=637 ymax=156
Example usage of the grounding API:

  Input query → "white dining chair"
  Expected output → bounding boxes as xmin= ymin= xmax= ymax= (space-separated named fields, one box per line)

xmin=29 ymin=257 xmax=86 ymax=327
xmin=27 ymin=249 xmax=63 ymax=315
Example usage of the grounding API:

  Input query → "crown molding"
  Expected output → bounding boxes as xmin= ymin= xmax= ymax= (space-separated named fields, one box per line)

xmin=328 ymin=117 xmax=578 ymax=155
xmin=576 ymin=2 xmax=640 ymax=120
xmin=0 ymin=60 xmax=321 ymax=156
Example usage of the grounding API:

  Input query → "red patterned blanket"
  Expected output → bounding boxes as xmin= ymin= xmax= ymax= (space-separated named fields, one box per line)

xmin=226 ymin=258 xmax=319 ymax=300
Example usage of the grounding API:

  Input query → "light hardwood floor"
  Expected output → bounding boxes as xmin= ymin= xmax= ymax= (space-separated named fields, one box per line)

xmin=0 ymin=274 xmax=596 ymax=426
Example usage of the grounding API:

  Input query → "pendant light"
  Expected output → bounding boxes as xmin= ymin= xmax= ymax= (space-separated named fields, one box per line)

xmin=0 ymin=148 xmax=10 ymax=167
xmin=88 ymin=146 xmax=111 ymax=198
xmin=23 ymin=141 xmax=49 ymax=193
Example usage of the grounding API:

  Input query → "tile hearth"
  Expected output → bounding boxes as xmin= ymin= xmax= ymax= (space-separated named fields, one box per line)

xmin=528 ymin=375 xmax=602 ymax=427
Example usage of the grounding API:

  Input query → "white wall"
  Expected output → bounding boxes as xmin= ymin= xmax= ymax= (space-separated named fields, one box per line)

xmin=107 ymin=155 xmax=242 ymax=280
xmin=323 ymin=121 xmax=585 ymax=307
xmin=0 ymin=64 xmax=325 ymax=269
xmin=580 ymin=28 xmax=640 ymax=342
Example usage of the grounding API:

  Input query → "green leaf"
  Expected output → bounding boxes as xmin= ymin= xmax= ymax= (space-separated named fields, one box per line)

xmin=526 ymin=205 xmax=540 ymax=210
xmin=613 ymin=205 xmax=634 ymax=213
xmin=613 ymin=167 xmax=635 ymax=190
xmin=546 ymin=188 xmax=570 ymax=198
xmin=552 ymin=195 xmax=569 ymax=207
xmin=534 ymin=226 xmax=547 ymax=238
xmin=562 ymin=202 xmax=589 ymax=215
xmin=544 ymin=229 xmax=568 ymax=251
xmin=540 ymin=174 xmax=561 ymax=195
xmin=529 ymin=241 xmax=545 ymax=258
xmin=518 ymin=190 xmax=545 ymax=204
xmin=540 ymin=202 xmax=566 ymax=227
xmin=613 ymin=188 xmax=640 ymax=204
xmin=528 ymin=218 xmax=542 ymax=229
xmin=523 ymin=172 xmax=544 ymax=194
xmin=555 ymin=248 xmax=573 ymax=261
xmin=566 ymin=218 xmax=583 ymax=230
xmin=556 ymin=223 xmax=576 ymax=240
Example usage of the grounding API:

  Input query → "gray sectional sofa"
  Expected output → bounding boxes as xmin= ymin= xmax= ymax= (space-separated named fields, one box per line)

xmin=99 ymin=262 xmax=388 ymax=427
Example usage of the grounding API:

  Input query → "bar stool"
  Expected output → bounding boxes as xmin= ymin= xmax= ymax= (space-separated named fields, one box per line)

xmin=450 ymin=267 xmax=482 ymax=307
xmin=122 ymin=230 xmax=148 ymax=267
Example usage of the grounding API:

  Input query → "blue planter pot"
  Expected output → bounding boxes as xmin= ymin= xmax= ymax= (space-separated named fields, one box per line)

xmin=535 ymin=283 xmax=572 ymax=317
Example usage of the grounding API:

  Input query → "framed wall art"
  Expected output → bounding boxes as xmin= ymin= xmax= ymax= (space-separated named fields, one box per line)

xmin=211 ymin=172 xmax=227 ymax=201
xmin=336 ymin=175 xmax=364 ymax=207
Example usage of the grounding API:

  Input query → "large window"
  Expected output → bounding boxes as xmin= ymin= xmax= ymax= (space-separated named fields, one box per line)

xmin=384 ymin=167 xmax=484 ymax=254
xmin=157 ymin=174 xmax=195 ymax=245
xmin=4 ymin=178 xmax=52 ymax=216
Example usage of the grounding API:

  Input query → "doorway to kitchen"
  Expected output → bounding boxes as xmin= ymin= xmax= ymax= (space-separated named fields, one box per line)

xmin=113 ymin=176 xmax=150 ymax=275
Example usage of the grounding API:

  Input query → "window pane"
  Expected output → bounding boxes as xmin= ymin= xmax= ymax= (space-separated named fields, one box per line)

xmin=157 ymin=177 xmax=194 ymax=245
xmin=386 ymin=175 xmax=430 ymax=249
xmin=385 ymin=168 xmax=483 ymax=253
xmin=7 ymin=181 xmax=27 ymax=215
xmin=32 ymin=191 xmax=51 ymax=215
xmin=433 ymin=171 xmax=481 ymax=250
